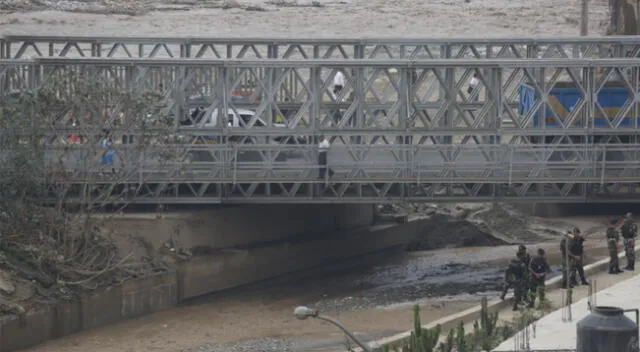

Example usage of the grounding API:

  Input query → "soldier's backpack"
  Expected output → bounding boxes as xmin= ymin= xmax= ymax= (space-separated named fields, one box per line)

xmin=621 ymin=221 xmax=637 ymax=238
xmin=507 ymin=259 xmax=523 ymax=281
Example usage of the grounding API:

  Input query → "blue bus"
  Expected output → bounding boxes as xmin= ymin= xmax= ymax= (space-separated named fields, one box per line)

xmin=518 ymin=81 xmax=640 ymax=145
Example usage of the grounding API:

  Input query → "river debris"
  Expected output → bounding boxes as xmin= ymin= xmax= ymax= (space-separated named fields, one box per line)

xmin=377 ymin=203 xmax=569 ymax=251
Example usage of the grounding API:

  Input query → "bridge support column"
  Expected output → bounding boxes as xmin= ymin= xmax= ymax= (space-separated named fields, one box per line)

xmin=99 ymin=204 xmax=375 ymax=251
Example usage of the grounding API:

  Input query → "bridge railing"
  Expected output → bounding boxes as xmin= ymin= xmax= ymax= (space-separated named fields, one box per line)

xmin=41 ymin=143 xmax=640 ymax=184
xmin=2 ymin=35 xmax=639 ymax=60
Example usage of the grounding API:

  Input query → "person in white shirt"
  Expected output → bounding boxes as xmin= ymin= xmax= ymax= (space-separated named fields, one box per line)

xmin=331 ymin=71 xmax=349 ymax=125
xmin=467 ymin=72 xmax=480 ymax=102
xmin=333 ymin=70 xmax=345 ymax=97
xmin=317 ymin=134 xmax=334 ymax=180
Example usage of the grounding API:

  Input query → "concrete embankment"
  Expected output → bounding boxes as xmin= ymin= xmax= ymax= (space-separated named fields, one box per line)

xmin=0 ymin=204 xmax=435 ymax=352
xmin=493 ymin=270 xmax=640 ymax=351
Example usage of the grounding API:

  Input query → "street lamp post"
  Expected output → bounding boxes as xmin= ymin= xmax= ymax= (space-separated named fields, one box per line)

xmin=293 ymin=306 xmax=374 ymax=352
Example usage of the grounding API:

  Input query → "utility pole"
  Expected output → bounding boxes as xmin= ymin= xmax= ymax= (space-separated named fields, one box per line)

xmin=609 ymin=0 xmax=620 ymax=34
xmin=581 ymin=0 xmax=589 ymax=35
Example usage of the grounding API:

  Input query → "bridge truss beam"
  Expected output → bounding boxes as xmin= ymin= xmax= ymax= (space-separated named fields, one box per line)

xmin=2 ymin=35 xmax=640 ymax=61
xmin=1 ymin=57 xmax=640 ymax=204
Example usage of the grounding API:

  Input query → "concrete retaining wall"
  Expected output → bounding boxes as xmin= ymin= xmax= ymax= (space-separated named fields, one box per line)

xmin=100 ymin=204 xmax=375 ymax=250
xmin=0 ymin=274 xmax=178 ymax=352
xmin=0 ymin=215 xmax=429 ymax=352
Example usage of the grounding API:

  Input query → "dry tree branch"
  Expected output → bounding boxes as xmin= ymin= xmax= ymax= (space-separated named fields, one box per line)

xmin=56 ymin=253 xmax=134 ymax=286
xmin=0 ymin=64 xmax=177 ymax=299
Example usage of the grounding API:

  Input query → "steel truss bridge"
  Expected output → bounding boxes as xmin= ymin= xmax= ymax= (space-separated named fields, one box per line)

xmin=1 ymin=36 xmax=640 ymax=204
xmin=3 ymin=35 xmax=640 ymax=60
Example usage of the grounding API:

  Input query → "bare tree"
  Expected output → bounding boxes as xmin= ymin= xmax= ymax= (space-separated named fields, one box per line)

xmin=0 ymin=64 xmax=182 ymax=306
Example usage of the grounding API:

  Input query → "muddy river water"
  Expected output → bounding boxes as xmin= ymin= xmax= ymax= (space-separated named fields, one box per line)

xmin=23 ymin=215 xmax=612 ymax=352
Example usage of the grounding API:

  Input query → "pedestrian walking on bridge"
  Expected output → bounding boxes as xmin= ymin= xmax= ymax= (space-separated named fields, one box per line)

xmin=607 ymin=219 xmax=623 ymax=274
xmin=317 ymin=134 xmax=334 ymax=181
xmin=99 ymin=129 xmax=115 ymax=175
xmin=621 ymin=213 xmax=637 ymax=271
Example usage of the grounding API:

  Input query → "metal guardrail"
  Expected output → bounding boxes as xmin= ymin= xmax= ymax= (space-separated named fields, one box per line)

xmin=37 ymin=143 xmax=640 ymax=203
xmin=2 ymin=35 xmax=640 ymax=60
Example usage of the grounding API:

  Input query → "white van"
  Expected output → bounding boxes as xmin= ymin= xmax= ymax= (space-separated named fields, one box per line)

xmin=180 ymin=107 xmax=306 ymax=145
xmin=193 ymin=108 xmax=287 ymax=129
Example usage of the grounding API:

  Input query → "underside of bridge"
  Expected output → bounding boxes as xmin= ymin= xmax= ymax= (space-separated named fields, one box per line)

xmin=2 ymin=36 xmax=640 ymax=204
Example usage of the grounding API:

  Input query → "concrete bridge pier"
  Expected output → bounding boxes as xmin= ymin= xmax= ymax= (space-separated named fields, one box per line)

xmin=105 ymin=204 xmax=377 ymax=252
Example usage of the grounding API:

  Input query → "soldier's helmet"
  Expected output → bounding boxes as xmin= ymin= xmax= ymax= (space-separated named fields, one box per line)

xmin=518 ymin=245 xmax=526 ymax=252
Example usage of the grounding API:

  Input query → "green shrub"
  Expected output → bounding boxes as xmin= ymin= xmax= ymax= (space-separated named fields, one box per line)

xmin=380 ymin=296 xmax=550 ymax=352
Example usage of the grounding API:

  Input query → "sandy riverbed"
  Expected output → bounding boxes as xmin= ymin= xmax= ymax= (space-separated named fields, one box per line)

xmin=20 ymin=214 xmax=613 ymax=352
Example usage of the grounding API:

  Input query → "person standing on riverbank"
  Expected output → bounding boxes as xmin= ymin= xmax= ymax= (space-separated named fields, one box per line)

xmin=560 ymin=230 xmax=576 ymax=288
xmin=569 ymin=228 xmax=589 ymax=286
xmin=503 ymin=257 xmax=527 ymax=311
xmin=500 ymin=245 xmax=530 ymax=300
xmin=528 ymin=248 xmax=551 ymax=308
xmin=621 ymin=213 xmax=637 ymax=271
xmin=517 ymin=245 xmax=531 ymax=303
xmin=607 ymin=219 xmax=623 ymax=274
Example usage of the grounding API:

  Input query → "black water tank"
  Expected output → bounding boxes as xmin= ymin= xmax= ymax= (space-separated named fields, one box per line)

xmin=577 ymin=306 xmax=639 ymax=352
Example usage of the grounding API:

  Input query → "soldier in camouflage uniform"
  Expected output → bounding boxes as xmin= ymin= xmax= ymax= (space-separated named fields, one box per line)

xmin=621 ymin=213 xmax=637 ymax=271
xmin=528 ymin=248 xmax=551 ymax=308
xmin=517 ymin=245 xmax=531 ymax=304
xmin=504 ymin=256 xmax=527 ymax=311
xmin=607 ymin=219 xmax=623 ymax=274
xmin=569 ymin=228 xmax=589 ymax=286
xmin=500 ymin=245 xmax=531 ymax=300
xmin=560 ymin=230 xmax=575 ymax=288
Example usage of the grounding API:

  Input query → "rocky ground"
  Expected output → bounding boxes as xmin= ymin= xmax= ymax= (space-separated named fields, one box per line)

xmin=382 ymin=202 xmax=578 ymax=250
